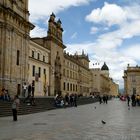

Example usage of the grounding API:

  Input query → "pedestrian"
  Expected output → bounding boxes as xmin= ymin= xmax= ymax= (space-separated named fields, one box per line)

xmin=131 ymin=94 xmax=136 ymax=106
xmin=1 ymin=88 xmax=6 ymax=101
xmin=105 ymin=95 xmax=108 ymax=104
xmin=22 ymin=82 xmax=27 ymax=97
xmin=28 ymin=84 xmax=32 ymax=96
xmin=103 ymin=95 xmax=106 ymax=103
xmin=5 ymin=90 xmax=11 ymax=101
xmin=136 ymin=95 xmax=140 ymax=106
xmin=73 ymin=94 xmax=77 ymax=107
xmin=126 ymin=95 xmax=130 ymax=106
xmin=99 ymin=95 xmax=102 ymax=104
xmin=31 ymin=81 xmax=35 ymax=97
xmin=65 ymin=93 xmax=69 ymax=106
xmin=12 ymin=95 xmax=20 ymax=121
xmin=70 ymin=94 xmax=73 ymax=106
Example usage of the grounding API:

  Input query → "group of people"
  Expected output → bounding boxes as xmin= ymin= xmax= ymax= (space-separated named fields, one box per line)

xmin=54 ymin=93 xmax=78 ymax=107
xmin=0 ymin=88 xmax=11 ymax=101
xmin=126 ymin=94 xmax=140 ymax=107
xmin=22 ymin=82 xmax=36 ymax=106
xmin=98 ymin=95 xmax=108 ymax=104
xmin=22 ymin=82 xmax=35 ymax=98
xmin=0 ymin=82 xmax=35 ymax=121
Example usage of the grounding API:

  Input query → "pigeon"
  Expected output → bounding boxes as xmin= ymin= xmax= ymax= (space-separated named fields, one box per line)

xmin=128 ymin=107 xmax=130 ymax=110
xmin=101 ymin=120 xmax=106 ymax=124
xmin=94 ymin=106 xmax=96 ymax=109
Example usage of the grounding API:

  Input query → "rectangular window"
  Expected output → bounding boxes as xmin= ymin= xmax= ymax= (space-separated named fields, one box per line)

xmin=37 ymin=53 xmax=40 ymax=60
xmin=67 ymin=70 xmax=69 ymax=78
xmin=16 ymin=50 xmax=20 ymax=65
xmin=32 ymin=51 xmax=34 ymax=58
xmin=17 ymin=84 xmax=21 ymax=95
xmin=44 ymin=69 xmax=46 ymax=75
xmin=43 ymin=56 xmax=45 ymax=62
xmin=63 ymin=82 xmax=65 ymax=90
xmin=39 ymin=67 xmax=41 ymax=77
xmin=70 ymin=83 xmax=72 ymax=91
xmin=32 ymin=65 xmax=35 ymax=76
xmin=67 ymin=83 xmax=69 ymax=91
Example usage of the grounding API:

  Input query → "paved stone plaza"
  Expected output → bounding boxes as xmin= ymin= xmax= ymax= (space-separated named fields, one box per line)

xmin=0 ymin=99 xmax=140 ymax=140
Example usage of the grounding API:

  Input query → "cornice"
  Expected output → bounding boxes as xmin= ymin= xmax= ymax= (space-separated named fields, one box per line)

xmin=64 ymin=54 xmax=90 ymax=71
xmin=0 ymin=5 xmax=34 ymax=31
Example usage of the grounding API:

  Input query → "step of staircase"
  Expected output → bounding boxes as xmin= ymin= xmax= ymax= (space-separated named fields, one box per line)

xmin=0 ymin=97 xmax=98 ymax=117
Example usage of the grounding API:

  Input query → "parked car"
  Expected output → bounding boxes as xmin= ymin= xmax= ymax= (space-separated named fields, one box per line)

xmin=120 ymin=96 xmax=126 ymax=101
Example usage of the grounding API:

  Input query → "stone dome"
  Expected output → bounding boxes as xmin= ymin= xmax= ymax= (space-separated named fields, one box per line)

xmin=101 ymin=62 xmax=109 ymax=71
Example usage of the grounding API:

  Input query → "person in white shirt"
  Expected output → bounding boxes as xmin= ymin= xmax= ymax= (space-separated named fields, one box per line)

xmin=22 ymin=82 xmax=27 ymax=97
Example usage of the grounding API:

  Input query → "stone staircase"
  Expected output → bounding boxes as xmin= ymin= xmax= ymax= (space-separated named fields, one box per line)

xmin=0 ymin=97 xmax=99 ymax=117
xmin=0 ymin=97 xmax=55 ymax=117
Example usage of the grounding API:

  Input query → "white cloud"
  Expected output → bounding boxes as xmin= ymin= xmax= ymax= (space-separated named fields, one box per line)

xmin=86 ymin=2 xmax=127 ymax=26
xmin=30 ymin=25 xmax=47 ymax=37
xmin=85 ymin=2 xmax=140 ymax=27
xmin=29 ymin=0 xmax=92 ymax=22
xmin=121 ymin=44 xmax=140 ymax=60
xmin=90 ymin=27 xmax=99 ymax=34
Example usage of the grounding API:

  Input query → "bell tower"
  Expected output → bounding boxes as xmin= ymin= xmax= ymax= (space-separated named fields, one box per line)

xmin=0 ymin=0 xmax=34 ymax=95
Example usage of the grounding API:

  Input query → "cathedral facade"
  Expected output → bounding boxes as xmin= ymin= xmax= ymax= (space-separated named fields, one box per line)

xmin=0 ymin=0 xmax=34 ymax=95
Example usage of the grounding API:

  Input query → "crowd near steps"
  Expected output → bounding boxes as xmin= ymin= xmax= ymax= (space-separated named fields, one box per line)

xmin=0 ymin=97 xmax=98 ymax=117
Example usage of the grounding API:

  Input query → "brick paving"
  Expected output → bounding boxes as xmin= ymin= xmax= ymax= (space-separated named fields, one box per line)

xmin=0 ymin=99 xmax=140 ymax=140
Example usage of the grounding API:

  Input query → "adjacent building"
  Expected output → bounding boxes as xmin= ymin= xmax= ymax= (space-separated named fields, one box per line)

xmin=28 ymin=40 xmax=50 ymax=96
xmin=30 ymin=14 xmax=91 ymax=96
xmin=90 ymin=62 xmax=119 ymax=96
xmin=63 ymin=51 xmax=90 ymax=96
xmin=123 ymin=64 xmax=140 ymax=95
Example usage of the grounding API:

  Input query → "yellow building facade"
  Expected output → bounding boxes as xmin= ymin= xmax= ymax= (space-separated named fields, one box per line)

xmin=90 ymin=68 xmax=101 ymax=94
xmin=110 ymin=81 xmax=119 ymax=97
xmin=90 ymin=63 xmax=119 ymax=96
xmin=63 ymin=52 xmax=90 ymax=96
xmin=28 ymin=40 xmax=50 ymax=96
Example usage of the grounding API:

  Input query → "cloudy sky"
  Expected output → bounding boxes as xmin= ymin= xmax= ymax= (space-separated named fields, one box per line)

xmin=29 ymin=0 xmax=140 ymax=89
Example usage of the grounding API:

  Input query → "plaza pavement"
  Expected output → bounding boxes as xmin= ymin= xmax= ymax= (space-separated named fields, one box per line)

xmin=0 ymin=99 xmax=140 ymax=140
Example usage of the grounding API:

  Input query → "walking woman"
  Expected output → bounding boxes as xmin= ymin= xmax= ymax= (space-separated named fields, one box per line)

xmin=12 ymin=95 xmax=20 ymax=121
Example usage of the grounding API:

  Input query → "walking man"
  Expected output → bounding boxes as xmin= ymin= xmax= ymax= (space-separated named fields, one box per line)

xmin=126 ymin=94 xmax=130 ymax=106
